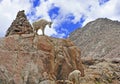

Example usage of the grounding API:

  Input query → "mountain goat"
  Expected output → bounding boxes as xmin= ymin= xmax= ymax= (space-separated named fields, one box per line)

xmin=68 ymin=70 xmax=81 ymax=84
xmin=32 ymin=19 xmax=52 ymax=35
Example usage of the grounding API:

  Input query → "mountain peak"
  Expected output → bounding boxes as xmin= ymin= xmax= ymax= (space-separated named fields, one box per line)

xmin=85 ymin=18 xmax=120 ymax=28
xmin=70 ymin=18 xmax=120 ymax=59
xmin=95 ymin=18 xmax=111 ymax=21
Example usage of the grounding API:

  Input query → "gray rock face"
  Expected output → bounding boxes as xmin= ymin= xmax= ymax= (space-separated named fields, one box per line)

xmin=5 ymin=10 xmax=33 ymax=37
xmin=69 ymin=18 xmax=120 ymax=59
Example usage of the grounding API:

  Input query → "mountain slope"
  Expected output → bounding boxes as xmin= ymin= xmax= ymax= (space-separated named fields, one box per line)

xmin=70 ymin=18 xmax=120 ymax=59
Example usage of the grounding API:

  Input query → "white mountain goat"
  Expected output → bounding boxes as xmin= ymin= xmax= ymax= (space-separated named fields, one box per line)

xmin=68 ymin=70 xmax=81 ymax=84
xmin=32 ymin=19 xmax=52 ymax=35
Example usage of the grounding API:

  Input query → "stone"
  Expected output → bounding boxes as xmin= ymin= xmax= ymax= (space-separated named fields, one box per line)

xmin=5 ymin=10 xmax=33 ymax=37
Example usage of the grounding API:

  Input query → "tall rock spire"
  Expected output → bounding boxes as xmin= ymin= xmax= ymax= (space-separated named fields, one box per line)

xmin=5 ymin=10 xmax=33 ymax=37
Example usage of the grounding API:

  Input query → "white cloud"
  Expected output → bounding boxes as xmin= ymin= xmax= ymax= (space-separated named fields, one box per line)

xmin=83 ymin=0 xmax=119 ymax=26
xmin=0 ymin=0 xmax=120 ymax=38
xmin=35 ymin=1 xmax=51 ymax=20
xmin=33 ymin=0 xmax=120 ymax=37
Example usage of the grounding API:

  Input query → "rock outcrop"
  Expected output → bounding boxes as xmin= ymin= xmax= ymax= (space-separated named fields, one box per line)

xmin=0 ymin=34 xmax=84 ymax=84
xmin=5 ymin=10 xmax=33 ymax=37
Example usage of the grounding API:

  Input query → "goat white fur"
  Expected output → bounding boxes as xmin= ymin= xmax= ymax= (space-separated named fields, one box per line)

xmin=68 ymin=70 xmax=81 ymax=84
xmin=32 ymin=19 xmax=52 ymax=35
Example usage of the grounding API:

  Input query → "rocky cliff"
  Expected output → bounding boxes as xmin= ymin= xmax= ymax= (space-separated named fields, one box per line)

xmin=0 ymin=35 xmax=119 ymax=84
xmin=0 ymin=10 xmax=85 ymax=84
xmin=0 ymin=34 xmax=84 ymax=84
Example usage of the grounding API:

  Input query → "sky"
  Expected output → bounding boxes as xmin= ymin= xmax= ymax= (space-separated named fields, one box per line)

xmin=0 ymin=0 xmax=120 ymax=38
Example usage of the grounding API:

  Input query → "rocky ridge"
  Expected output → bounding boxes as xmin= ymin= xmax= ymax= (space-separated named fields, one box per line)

xmin=70 ymin=18 xmax=120 ymax=59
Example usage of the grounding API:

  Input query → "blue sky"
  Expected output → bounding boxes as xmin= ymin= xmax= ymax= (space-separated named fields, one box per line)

xmin=0 ymin=0 xmax=120 ymax=38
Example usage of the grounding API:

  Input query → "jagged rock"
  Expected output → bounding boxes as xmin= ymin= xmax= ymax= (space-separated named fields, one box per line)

xmin=5 ymin=10 xmax=33 ymax=37
xmin=0 ymin=34 xmax=84 ymax=84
